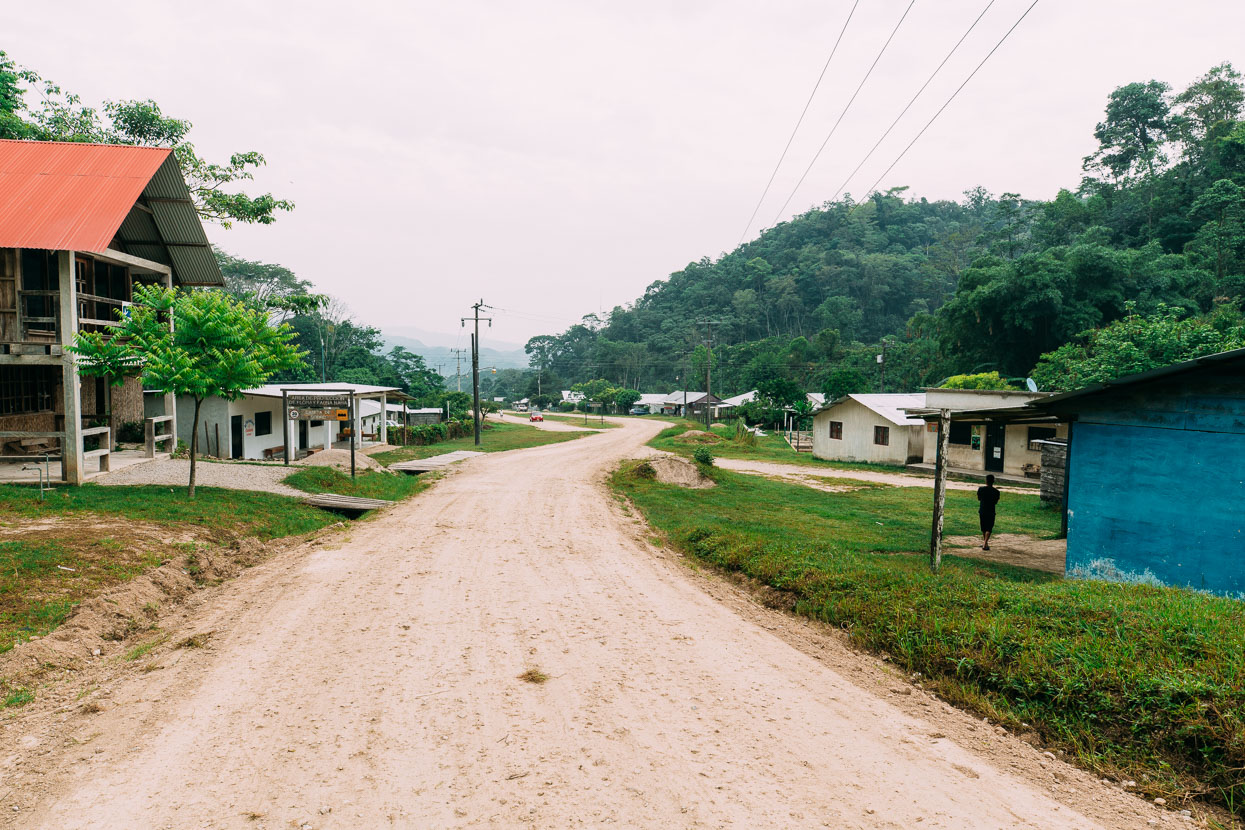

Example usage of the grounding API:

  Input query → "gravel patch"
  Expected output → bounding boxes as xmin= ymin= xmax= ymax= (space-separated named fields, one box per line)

xmin=95 ymin=457 xmax=303 ymax=497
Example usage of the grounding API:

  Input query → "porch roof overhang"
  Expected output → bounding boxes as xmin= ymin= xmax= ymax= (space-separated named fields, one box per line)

xmin=907 ymin=406 xmax=1063 ymax=426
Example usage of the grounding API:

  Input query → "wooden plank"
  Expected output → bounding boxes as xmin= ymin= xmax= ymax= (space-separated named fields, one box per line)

xmin=83 ymin=448 xmax=110 ymax=460
xmin=302 ymin=493 xmax=391 ymax=512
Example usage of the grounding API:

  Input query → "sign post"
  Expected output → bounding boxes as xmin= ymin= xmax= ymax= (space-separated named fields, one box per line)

xmin=281 ymin=390 xmax=355 ymax=475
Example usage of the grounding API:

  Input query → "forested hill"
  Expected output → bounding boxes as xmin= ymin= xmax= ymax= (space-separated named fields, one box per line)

xmin=526 ymin=63 xmax=1245 ymax=398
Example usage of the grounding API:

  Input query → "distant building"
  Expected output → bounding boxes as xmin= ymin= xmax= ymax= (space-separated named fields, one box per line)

xmin=811 ymin=394 xmax=926 ymax=465
xmin=561 ymin=390 xmax=585 ymax=404
xmin=162 ymin=382 xmax=399 ymax=461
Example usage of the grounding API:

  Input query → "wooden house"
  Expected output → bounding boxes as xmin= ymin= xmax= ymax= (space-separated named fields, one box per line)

xmin=0 ymin=140 xmax=222 ymax=482
xmin=1031 ymin=348 xmax=1245 ymax=596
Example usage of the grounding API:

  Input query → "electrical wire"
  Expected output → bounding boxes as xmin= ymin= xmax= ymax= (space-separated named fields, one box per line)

xmin=862 ymin=0 xmax=1041 ymax=198
xmin=737 ymin=0 xmax=861 ymax=246
xmin=830 ymin=0 xmax=996 ymax=202
xmin=769 ymin=0 xmax=916 ymax=225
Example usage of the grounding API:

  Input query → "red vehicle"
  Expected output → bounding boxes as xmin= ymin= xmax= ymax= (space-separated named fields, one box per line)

xmin=529 ymin=412 xmax=544 ymax=422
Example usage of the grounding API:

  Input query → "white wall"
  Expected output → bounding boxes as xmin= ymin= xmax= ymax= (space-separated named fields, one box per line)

xmin=812 ymin=399 xmax=923 ymax=465
xmin=921 ymin=421 xmax=1068 ymax=475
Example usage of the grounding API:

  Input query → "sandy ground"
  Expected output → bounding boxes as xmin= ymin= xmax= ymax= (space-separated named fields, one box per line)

xmin=715 ymin=457 xmax=1038 ymax=494
xmin=2 ymin=419 xmax=1177 ymax=829
xmin=94 ymin=456 xmax=303 ymax=496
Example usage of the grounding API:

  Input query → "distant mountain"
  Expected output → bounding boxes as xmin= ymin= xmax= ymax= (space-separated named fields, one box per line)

xmin=383 ymin=325 xmax=524 ymax=353
xmin=382 ymin=333 xmax=530 ymax=378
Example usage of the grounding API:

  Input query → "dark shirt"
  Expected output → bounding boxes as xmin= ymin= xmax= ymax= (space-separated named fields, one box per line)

xmin=977 ymin=485 xmax=1000 ymax=513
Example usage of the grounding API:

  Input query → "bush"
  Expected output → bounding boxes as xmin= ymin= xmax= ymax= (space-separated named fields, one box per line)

xmin=558 ymin=401 xmax=576 ymax=412
xmin=940 ymin=371 xmax=1019 ymax=390
xmin=692 ymin=446 xmax=714 ymax=467
xmin=116 ymin=420 xmax=145 ymax=443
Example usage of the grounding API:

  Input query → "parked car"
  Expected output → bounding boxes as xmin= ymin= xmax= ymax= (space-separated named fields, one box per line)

xmin=529 ymin=413 xmax=544 ymax=422
xmin=629 ymin=405 xmax=650 ymax=416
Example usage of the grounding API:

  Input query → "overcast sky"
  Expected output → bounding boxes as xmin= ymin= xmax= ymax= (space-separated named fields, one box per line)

xmin=9 ymin=1 xmax=1245 ymax=348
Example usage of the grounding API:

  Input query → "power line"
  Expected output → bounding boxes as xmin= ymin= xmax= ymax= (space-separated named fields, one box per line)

xmin=737 ymin=0 xmax=861 ymax=246
xmin=862 ymin=0 xmax=1041 ymax=198
xmin=831 ymin=0 xmax=997 ymax=203
xmin=770 ymin=0 xmax=916 ymax=226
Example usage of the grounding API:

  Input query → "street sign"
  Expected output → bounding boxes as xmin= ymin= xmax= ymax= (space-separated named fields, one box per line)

xmin=288 ymin=393 xmax=350 ymax=409
xmin=290 ymin=407 xmax=349 ymax=421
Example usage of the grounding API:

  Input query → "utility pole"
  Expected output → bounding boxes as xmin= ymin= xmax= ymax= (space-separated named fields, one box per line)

xmin=461 ymin=299 xmax=492 ymax=446
xmin=450 ymin=348 xmax=469 ymax=393
xmin=877 ymin=340 xmax=889 ymax=393
xmin=695 ymin=320 xmax=726 ymax=430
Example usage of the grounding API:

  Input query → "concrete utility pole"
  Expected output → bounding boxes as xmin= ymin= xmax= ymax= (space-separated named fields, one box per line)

xmin=695 ymin=320 xmax=726 ymax=430
xmin=461 ymin=300 xmax=492 ymax=446
xmin=450 ymin=348 xmax=469 ymax=393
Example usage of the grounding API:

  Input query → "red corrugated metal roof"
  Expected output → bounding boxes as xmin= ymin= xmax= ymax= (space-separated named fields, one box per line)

xmin=0 ymin=139 xmax=172 ymax=252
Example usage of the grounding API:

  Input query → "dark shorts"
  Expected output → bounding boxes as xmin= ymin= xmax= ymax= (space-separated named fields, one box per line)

xmin=980 ymin=510 xmax=996 ymax=533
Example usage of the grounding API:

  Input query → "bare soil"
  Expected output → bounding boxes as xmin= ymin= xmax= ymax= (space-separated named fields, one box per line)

xmin=0 ymin=420 xmax=1182 ymax=828
xmin=943 ymin=534 xmax=1067 ymax=575
xmin=294 ymin=448 xmax=385 ymax=472
xmin=646 ymin=455 xmax=715 ymax=489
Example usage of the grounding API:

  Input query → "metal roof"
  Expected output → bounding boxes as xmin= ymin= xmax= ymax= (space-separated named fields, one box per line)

xmin=244 ymin=382 xmax=402 ymax=399
xmin=817 ymin=393 xmax=927 ymax=426
xmin=0 ymin=139 xmax=222 ymax=286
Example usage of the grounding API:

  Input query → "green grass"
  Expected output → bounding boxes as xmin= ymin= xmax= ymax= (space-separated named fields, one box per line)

xmin=3 ymin=686 xmax=34 ymax=708
xmin=0 ymin=483 xmax=341 ymax=655
xmin=282 ymin=467 xmax=429 ymax=501
xmin=612 ymin=461 xmax=1245 ymax=819
xmin=372 ymin=420 xmax=590 ymax=466
xmin=0 ymin=484 xmax=338 ymax=540
xmin=650 ymin=421 xmax=918 ymax=474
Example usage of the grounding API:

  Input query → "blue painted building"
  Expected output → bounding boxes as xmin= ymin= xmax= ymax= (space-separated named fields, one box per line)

xmin=1034 ymin=349 xmax=1245 ymax=596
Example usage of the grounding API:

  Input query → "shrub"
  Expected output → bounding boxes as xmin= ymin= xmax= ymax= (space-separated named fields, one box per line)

xmin=116 ymin=420 xmax=146 ymax=443
xmin=940 ymin=371 xmax=1019 ymax=390
xmin=692 ymin=446 xmax=714 ymax=467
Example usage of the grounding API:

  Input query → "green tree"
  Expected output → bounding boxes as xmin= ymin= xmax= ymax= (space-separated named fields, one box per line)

xmin=72 ymin=286 xmax=304 ymax=497
xmin=1187 ymin=178 xmax=1245 ymax=288
xmin=1083 ymin=80 xmax=1174 ymax=184
xmin=615 ymin=388 xmax=642 ymax=410
xmin=1031 ymin=302 xmax=1245 ymax=391
xmin=939 ymin=371 xmax=1018 ymax=390
xmin=820 ymin=366 xmax=868 ymax=401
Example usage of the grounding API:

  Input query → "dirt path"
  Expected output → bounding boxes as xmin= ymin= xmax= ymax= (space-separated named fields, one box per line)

xmin=715 ymin=456 xmax=1037 ymax=494
xmin=4 ymin=419 xmax=1171 ymax=828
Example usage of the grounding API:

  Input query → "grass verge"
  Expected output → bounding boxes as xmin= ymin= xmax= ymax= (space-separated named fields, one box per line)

xmin=373 ymin=420 xmax=589 ymax=466
xmin=0 ymin=483 xmax=339 ymax=655
xmin=611 ymin=460 xmax=1245 ymax=820
xmin=282 ymin=467 xmax=429 ymax=501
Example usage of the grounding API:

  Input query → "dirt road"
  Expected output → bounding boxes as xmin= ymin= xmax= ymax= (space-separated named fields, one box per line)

xmin=7 ymin=419 xmax=1167 ymax=828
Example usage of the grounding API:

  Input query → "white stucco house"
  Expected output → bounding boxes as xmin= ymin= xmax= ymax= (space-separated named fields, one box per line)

xmin=167 ymin=382 xmax=400 ymax=461
xmin=811 ymin=393 xmax=926 ymax=465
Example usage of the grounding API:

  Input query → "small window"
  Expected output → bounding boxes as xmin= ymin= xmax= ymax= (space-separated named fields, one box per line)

xmin=1028 ymin=426 xmax=1057 ymax=451
xmin=309 ymin=419 xmax=323 ymax=427
xmin=829 ymin=420 xmax=843 ymax=440
xmin=874 ymin=425 xmax=890 ymax=446
xmin=255 ymin=411 xmax=273 ymax=437
xmin=949 ymin=422 xmax=973 ymax=445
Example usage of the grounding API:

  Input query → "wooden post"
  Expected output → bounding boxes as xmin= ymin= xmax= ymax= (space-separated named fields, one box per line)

xmin=214 ymin=422 xmax=220 ymax=459
xmin=1060 ymin=421 xmax=1074 ymax=540
xmin=58 ymin=251 xmax=84 ymax=484
xmin=163 ymin=270 xmax=177 ymax=446
xmin=930 ymin=409 xmax=951 ymax=573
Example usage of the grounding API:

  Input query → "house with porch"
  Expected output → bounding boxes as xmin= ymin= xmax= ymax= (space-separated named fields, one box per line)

xmin=0 ymin=140 xmax=222 ymax=483
xmin=910 ymin=388 xmax=1066 ymax=480
xmin=165 ymin=382 xmax=400 ymax=461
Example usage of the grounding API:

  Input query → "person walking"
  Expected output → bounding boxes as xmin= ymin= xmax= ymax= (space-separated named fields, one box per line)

xmin=977 ymin=474 xmax=1001 ymax=550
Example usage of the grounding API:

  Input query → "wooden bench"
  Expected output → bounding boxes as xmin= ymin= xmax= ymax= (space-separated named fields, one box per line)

xmin=262 ymin=446 xmax=286 ymax=461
